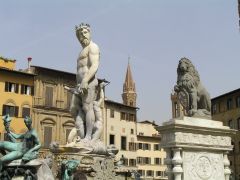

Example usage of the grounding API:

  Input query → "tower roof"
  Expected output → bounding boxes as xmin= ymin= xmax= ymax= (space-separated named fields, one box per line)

xmin=124 ymin=60 xmax=135 ymax=89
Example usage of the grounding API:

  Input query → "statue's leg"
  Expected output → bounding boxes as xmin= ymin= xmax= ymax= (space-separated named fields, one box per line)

xmin=75 ymin=109 xmax=85 ymax=139
xmin=70 ymin=94 xmax=80 ymax=119
xmin=0 ymin=142 xmax=19 ymax=152
xmin=92 ymin=105 xmax=103 ymax=141
xmin=0 ymin=151 xmax=23 ymax=172
xmin=83 ymin=102 xmax=95 ymax=140
xmin=82 ymin=85 xmax=97 ymax=140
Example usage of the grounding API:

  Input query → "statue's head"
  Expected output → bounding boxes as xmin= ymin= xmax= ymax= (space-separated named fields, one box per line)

xmin=3 ymin=114 xmax=11 ymax=129
xmin=178 ymin=57 xmax=192 ymax=73
xmin=24 ymin=116 xmax=32 ymax=129
xmin=75 ymin=23 xmax=91 ymax=47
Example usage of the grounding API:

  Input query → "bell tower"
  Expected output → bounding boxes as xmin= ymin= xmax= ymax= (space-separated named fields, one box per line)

xmin=122 ymin=59 xmax=137 ymax=107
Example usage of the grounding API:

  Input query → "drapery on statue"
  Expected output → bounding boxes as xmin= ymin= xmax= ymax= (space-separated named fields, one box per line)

xmin=174 ymin=58 xmax=211 ymax=119
xmin=0 ymin=115 xmax=41 ymax=172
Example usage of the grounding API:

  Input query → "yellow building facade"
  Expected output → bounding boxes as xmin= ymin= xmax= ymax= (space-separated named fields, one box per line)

xmin=0 ymin=57 xmax=34 ymax=137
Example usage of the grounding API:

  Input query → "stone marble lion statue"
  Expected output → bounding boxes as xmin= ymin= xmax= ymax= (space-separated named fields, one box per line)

xmin=174 ymin=58 xmax=211 ymax=118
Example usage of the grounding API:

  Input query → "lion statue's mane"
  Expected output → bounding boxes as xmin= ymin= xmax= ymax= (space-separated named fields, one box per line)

xmin=175 ymin=57 xmax=211 ymax=118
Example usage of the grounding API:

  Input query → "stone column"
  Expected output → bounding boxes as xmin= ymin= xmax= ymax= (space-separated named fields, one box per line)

xmin=164 ymin=148 xmax=173 ymax=179
xmin=223 ymin=151 xmax=231 ymax=180
xmin=172 ymin=148 xmax=183 ymax=180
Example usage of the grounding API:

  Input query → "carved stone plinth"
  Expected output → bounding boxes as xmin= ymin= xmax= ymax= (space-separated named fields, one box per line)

xmin=51 ymin=152 xmax=126 ymax=180
xmin=156 ymin=116 xmax=235 ymax=180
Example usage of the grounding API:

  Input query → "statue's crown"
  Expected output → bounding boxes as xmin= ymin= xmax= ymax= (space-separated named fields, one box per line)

xmin=75 ymin=23 xmax=91 ymax=32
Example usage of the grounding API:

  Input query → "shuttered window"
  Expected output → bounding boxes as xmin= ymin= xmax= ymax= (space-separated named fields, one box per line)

xmin=5 ymin=82 xmax=19 ymax=93
xmin=22 ymin=107 xmax=30 ymax=118
xmin=67 ymin=91 xmax=72 ymax=109
xmin=43 ymin=126 xmax=52 ymax=148
xmin=21 ymin=85 xmax=33 ymax=95
xmin=66 ymin=128 xmax=72 ymax=143
xmin=45 ymin=86 xmax=53 ymax=107
xmin=2 ymin=105 xmax=18 ymax=117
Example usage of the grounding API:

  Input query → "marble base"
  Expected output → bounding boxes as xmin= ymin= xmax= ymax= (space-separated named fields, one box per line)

xmin=156 ymin=116 xmax=235 ymax=180
xmin=1 ymin=159 xmax=54 ymax=180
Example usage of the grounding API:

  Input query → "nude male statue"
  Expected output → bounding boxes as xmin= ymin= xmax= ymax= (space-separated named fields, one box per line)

xmin=70 ymin=23 xmax=100 ymax=141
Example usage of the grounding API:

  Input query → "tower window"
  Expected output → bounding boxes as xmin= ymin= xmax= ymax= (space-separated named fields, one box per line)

xmin=110 ymin=109 xmax=114 ymax=118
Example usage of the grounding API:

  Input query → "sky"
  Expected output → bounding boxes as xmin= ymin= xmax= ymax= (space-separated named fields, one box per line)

xmin=0 ymin=0 xmax=240 ymax=124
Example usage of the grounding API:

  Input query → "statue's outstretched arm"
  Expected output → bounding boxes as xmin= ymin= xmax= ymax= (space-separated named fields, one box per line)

xmin=10 ymin=132 xmax=24 ymax=139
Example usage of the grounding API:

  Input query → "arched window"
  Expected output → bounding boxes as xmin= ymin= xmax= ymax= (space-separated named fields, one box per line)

xmin=63 ymin=120 xmax=74 ymax=143
xmin=40 ymin=119 xmax=56 ymax=148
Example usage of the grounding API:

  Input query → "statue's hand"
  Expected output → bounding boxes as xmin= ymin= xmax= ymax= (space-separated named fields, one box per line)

xmin=78 ymin=81 xmax=88 ymax=94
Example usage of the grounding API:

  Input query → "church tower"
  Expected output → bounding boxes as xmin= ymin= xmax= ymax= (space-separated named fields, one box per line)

xmin=122 ymin=59 xmax=137 ymax=107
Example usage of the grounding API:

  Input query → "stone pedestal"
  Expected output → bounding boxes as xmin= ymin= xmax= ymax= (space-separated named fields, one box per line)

xmin=52 ymin=152 xmax=126 ymax=180
xmin=1 ymin=159 xmax=54 ymax=180
xmin=156 ymin=116 xmax=235 ymax=180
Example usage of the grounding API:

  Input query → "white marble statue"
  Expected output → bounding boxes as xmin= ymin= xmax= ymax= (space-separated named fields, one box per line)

xmin=70 ymin=23 xmax=100 ymax=141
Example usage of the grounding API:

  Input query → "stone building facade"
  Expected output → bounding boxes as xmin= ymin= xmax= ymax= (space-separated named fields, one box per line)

xmin=211 ymin=88 xmax=240 ymax=180
xmin=30 ymin=66 xmax=76 ymax=148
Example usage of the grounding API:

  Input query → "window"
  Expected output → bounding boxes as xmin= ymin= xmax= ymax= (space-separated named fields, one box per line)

xmin=120 ymin=112 xmax=126 ymax=120
xmin=156 ymin=171 xmax=162 ymax=177
xmin=237 ymin=117 xmax=240 ymax=130
xmin=138 ymin=170 xmax=145 ymax=177
xmin=228 ymin=120 xmax=233 ymax=129
xmin=146 ymin=170 xmax=153 ymax=177
xmin=129 ymin=159 xmax=136 ymax=166
xmin=131 ymin=129 xmax=134 ymax=134
xmin=121 ymin=136 xmax=127 ymax=150
xmin=2 ymin=105 xmax=18 ymax=117
xmin=137 ymin=157 xmax=143 ymax=164
xmin=109 ymin=134 xmax=115 ymax=145
xmin=123 ymin=158 xmax=128 ymax=166
xmin=236 ymin=97 xmax=240 ymax=108
xmin=43 ymin=126 xmax=52 ymax=148
xmin=22 ymin=107 xmax=30 ymax=117
xmin=66 ymin=128 xmax=72 ymax=143
xmin=143 ymin=143 xmax=151 ymax=150
xmin=144 ymin=157 xmax=151 ymax=164
xmin=45 ymin=86 xmax=53 ymax=107
xmin=138 ymin=143 xmax=143 ymax=150
xmin=110 ymin=109 xmax=114 ymax=118
xmin=21 ymin=85 xmax=33 ymax=95
xmin=66 ymin=91 xmax=72 ymax=109
xmin=129 ymin=114 xmax=134 ymax=121
xmin=5 ymin=82 xmax=19 ymax=93
xmin=212 ymin=104 xmax=217 ymax=114
xmin=154 ymin=144 xmax=160 ymax=151
xmin=129 ymin=142 xmax=136 ymax=151
xmin=227 ymin=98 xmax=233 ymax=110
xmin=155 ymin=158 xmax=161 ymax=165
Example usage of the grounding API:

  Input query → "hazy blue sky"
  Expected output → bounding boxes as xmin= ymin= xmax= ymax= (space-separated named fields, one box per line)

xmin=0 ymin=0 xmax=239 ymax=124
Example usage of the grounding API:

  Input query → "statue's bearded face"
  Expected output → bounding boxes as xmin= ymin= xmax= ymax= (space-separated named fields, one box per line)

xmin=78 ymin=29 xmax=91 ymax=47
